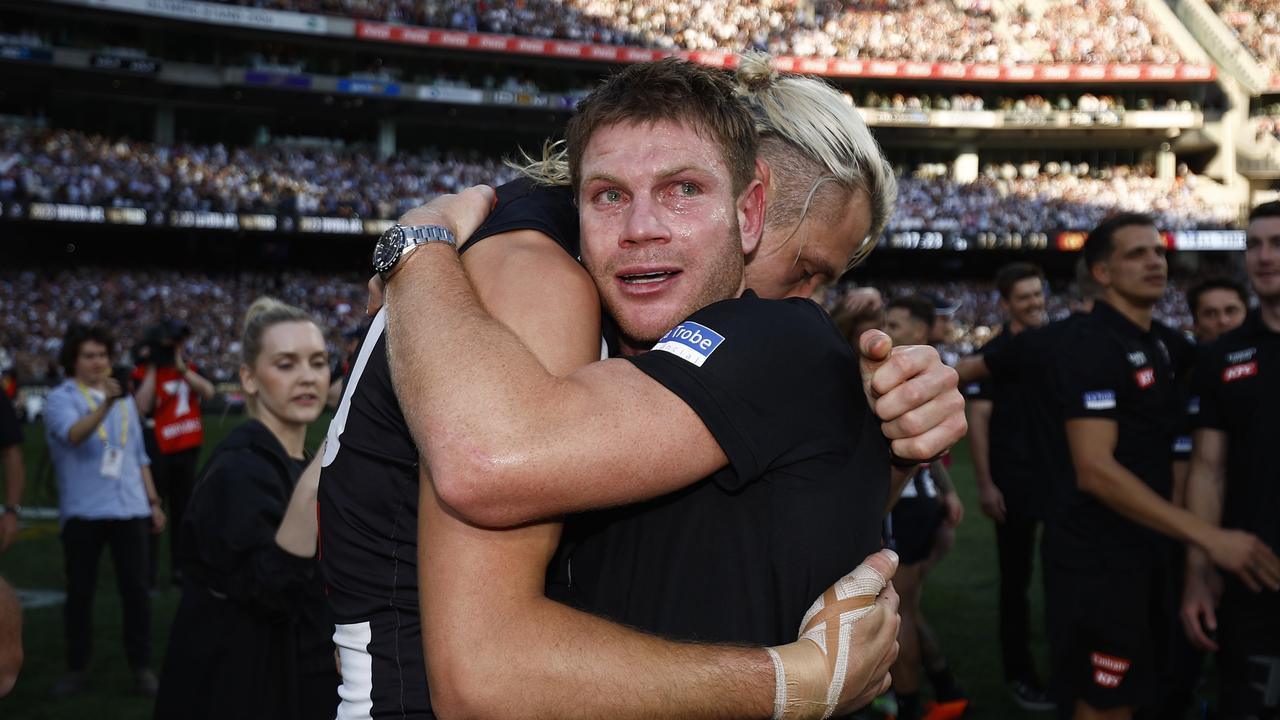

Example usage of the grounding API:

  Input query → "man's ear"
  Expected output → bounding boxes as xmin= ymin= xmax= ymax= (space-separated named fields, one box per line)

xmin=737 ymin=178 xmax=766 ymax=258
xmin=1090 ymin=261 xmax=1110 ymax=289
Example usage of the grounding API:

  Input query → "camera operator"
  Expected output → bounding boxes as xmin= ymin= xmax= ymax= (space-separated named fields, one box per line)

xmin=133 ymin=320 xmax=214 ymax=587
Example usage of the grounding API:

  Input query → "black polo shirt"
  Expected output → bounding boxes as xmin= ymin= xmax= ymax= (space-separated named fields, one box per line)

xmin=558 ymin=291 xmax=890 ymax=647
xmin=1049 ymin=301 xmax=1182 ymax=568
xmin=980 ymin=314 xmax=1087 ymax=521
xmin=978 ymin=324 xmax=1051 ymax=518
xmin=1192 ymin=311 xmax=1280 ymax=554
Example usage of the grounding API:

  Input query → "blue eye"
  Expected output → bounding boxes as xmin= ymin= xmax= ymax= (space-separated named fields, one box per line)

xmin=677 ymin=182 xmax=699 ymax=196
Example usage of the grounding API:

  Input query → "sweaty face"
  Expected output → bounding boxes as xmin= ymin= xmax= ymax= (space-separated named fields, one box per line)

xmin=1005 ymin=277 xmax=1047 ymax=329
xmin=1247 ymin=217 xmax=1280 ymax=302
xmin=745 ymin=185 xmax=872 ymax=300
xmin=578 ymin=120 xmax=757 ymax=353
xmin=885 ymin=307 xmax=928 ymax=347
xmin=1193 ymin=288 xmax=1247 ymax=343
xmin=1098 ymin=224 xmax=1168 ymax=307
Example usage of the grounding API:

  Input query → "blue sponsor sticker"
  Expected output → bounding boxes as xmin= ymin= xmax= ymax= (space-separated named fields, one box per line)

xmin=1173 ymin=436 xmax=1193 ymax=454
xmin=1083 ymin=390 xmax=1116 ymax=411
xmin=653 ymin=321 xmax=724 ymax=367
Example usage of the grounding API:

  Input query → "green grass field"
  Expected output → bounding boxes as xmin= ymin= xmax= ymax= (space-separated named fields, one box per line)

xmin=0 ymin=415 xmax=1053 ymax=719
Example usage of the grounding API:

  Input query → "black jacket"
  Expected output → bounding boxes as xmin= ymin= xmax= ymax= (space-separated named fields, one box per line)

xmin=155 ymin=419 xmax=337 ymax=720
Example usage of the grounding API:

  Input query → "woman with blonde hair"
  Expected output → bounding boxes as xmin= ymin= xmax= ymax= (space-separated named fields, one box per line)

xmin=155 ymin=297 xmax=336 ymax=720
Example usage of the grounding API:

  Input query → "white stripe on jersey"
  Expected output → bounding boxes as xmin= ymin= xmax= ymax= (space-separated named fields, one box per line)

xmin=334 ymin=621 xmax=374 ymax=720
xmin=323 ymin=308 xmax=388 ymax=468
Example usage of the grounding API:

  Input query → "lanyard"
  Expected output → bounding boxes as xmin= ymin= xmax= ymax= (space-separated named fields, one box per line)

xmin=77 ymin=383 xmax=128 ymax=449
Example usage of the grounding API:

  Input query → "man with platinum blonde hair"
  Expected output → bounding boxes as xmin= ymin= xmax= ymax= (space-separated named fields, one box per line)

xmin=734 ymin=52 xmax=897 ymax=300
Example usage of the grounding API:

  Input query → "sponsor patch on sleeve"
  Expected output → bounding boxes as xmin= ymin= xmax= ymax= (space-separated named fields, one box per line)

xmin=652 ymin=321 xmax=725 ymax=367
xmin=1173 ymin=435 xmax=1193 ymax=454
xmin=1083 ymin=390 xmax=1117 ymax=410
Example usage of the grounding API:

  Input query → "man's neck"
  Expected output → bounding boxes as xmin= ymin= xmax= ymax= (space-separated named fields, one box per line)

xmin=255 ymin=411 xmax=307 ymax=460
xmin=1008 ymin=320 xmax=1027 ymax=335
xmin=1261 ymin=295 xmax=1280 ymax=333
xmin=1103 ymin=290 xmax=1155 ymax=331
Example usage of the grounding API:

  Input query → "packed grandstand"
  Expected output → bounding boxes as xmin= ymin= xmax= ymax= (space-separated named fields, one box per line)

xmin=1 ymin=0 xmax=1278 ymax=391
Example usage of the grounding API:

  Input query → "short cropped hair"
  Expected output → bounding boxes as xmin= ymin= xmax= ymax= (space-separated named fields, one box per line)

xmin=1187 ymin=277 xmax=1249 ymax=316
xmin=566 ymin=58 xmax=757 ymax=196
xmin=887 ymin=295 xmax=936 ymax=329
xmin=994 ymin=262 xmax=1045 ymax=300
xmin=59 ymin=324 xmax=115 ymax=377
xmin=1083 ymin=212 xmax=1157 ymax=269
xmin=1248 ymin=200 xmax=1280 ymax=223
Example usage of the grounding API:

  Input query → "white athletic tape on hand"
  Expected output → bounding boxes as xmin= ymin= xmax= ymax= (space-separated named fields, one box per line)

xmin=767 ymin=561 xmax=888 ymax=720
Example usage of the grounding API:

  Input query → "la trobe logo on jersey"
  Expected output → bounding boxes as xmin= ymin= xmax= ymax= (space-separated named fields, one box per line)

xmin=654 ymin=322 xmax=725 ymax=367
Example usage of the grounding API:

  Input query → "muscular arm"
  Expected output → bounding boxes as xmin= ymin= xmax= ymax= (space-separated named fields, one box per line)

xmin=422 ymin=230 xmax=772 ymax=718
xmin=1066 ymin=418 xmax=1217 ymax=547
xmin=423 ymin=233 xmax=896 ymax=719
xmin=386 ymin=200 xmax=727 ymax=528
xmin=1066 ymin=418 xmax=1279 ymax=591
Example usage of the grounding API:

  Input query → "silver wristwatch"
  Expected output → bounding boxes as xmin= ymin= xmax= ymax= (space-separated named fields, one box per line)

xmin=373 ymin=224 xmax=458 ymax=282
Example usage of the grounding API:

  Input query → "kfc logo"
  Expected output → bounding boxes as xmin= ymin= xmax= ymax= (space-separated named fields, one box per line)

xmin=1223 ymin=362 xmax=1258 ymax=383
xmin=1091 ymin=652 xmax=1130 ymax=689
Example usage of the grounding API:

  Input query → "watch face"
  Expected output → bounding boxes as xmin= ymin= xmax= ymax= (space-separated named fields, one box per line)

xmin=373 ymin=226 xmax=406 ymax=274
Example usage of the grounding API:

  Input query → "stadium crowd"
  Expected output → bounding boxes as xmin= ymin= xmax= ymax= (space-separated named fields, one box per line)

xmin=857 ymin=91 xmax=1198 ymax=114
xmin=213 ymin=0 xmax=1182 ymax=65
xmin=0 ymin=127 xmax=518 ymax=221
xmin=892 ymin=162 xmax=1238 ymax=234
xmin=1 ymin=128 xmax=1237 ymax=235
xmin=1210 ymin=0 xmax=1280 ymax=77
xmin=0 ymin=267 xmax=1198 ymax=388
xmin=0 ymin=268 xmax=369 ymax=386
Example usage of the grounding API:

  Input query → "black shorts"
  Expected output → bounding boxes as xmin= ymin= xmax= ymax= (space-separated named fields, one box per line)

xmin=1044 ymin=557 xmax=1172 ymax=711
xmin=889 ymin=496 xmax=944 ymax=565
xmin=1218 ymin=585 xmax=1280 ymax=720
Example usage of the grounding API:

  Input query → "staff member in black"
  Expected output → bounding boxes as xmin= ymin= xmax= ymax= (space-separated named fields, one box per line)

xmin=1048 ymin=213 xmax=1276 ymax=720
xmin=964 ymin=262 xmax=1054 ymax=711
xmin=1182 ymin=201 xmax=1280 ymax=720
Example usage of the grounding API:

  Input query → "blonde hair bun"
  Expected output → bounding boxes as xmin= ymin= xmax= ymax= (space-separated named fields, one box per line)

xmin=735 ymin=52 xmax=778 ymax=94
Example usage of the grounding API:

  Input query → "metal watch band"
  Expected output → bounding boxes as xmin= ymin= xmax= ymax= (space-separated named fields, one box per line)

xmin=404 ymin=224 xmax=457 ymax=247
xmin=382 ymin=224 xmax=457 ymax=282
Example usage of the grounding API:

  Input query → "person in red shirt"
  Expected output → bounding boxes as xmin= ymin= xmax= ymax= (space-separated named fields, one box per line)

xmin=133 ymin=321 xmax=215 ymax=586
